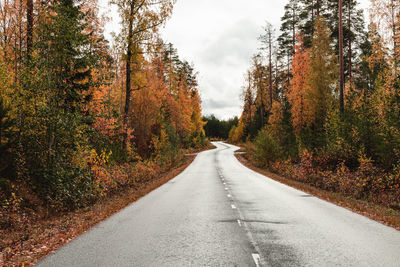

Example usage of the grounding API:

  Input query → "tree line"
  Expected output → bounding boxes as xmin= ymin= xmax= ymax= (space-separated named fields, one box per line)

xmin=0 ymin=0 xmax=206 ymax=211
xmin=231 ymin=0 xmax=400 ymax=208
xmin=203 ymin=115 xmax=238 ymax=140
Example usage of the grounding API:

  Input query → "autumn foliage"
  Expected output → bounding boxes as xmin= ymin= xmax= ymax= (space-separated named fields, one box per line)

xmin=237 ymin=0 xmax=400 ymax=212
xmin=0 ymin=1 xmax=206 ymax=263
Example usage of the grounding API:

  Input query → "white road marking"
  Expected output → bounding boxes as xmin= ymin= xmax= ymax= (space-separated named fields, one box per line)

xmin=231 ymin=204 xmax=236 ymax=209
xmin=225 ymin=187 xmax=228 ymax=190
xmin=227 ymin=194 xmax=231 ymax=198
xmin=223 ymin=182 xmax=226 ymax=185
xmin=237 ymin=219 xmax=242 ymax=227
xmin=252 ymin=253 xmax=261 ymax=267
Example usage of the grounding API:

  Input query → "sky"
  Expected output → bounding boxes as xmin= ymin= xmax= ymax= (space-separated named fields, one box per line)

xmin=100 ymin=0 xmax=371 ymax=120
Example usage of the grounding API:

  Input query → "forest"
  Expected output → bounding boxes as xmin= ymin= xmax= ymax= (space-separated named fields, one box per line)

xmin=231 ymin=0 xmax=400 ymax=211
xmin=1 ymin=0 xmax=400 ymax=265
xmin=0 ymin=1 xmax=208 ymax=261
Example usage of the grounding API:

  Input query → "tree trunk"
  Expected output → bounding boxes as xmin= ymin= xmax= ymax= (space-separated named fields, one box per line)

xmin=292 ymin=7 xmax=296 ymax=51
xmin=339 ymin=0 xmax=345 ymax=114
xmin=347 ymin=0 xmax=352 ymax=85
xmin=312 ymin=0 xmax=314 ymax=27
xmin=26 ymin=0 xmax=33 ymax=61
xmin=259 ymin=68 xmax=264 ymax=128
xmin=269 ymin=30 xmax=273 ymax=109
xmin=390 ymin=0 xmax=397 ymax=68
xmin=123 ymin=2 xmax=135 ymax=152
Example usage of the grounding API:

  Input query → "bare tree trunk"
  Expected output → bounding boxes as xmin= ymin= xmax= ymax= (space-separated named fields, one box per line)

xmin=390 ymin=0 xmax=397 ymax=68
xmin=27 ymin=0 xmax=33 ymax=61
xmin=347 ymin=0 xmax=352 ymax=85
xmin=269 ymin=32 xmax=273 ymax=109
xmin=287 ymin=52 xmax=290 ymax=84
xmin=312 ymin=0 xmax=315 ymax=26
xmin=259 ymin=68 xmax=264 ymax=128
xmin=123 ymin=2 xmax=135 ymax=152
xmin=339 ymin=0 xmax=345 ymax=114
xmin=292 ymin=7 xmax=296 ymax=51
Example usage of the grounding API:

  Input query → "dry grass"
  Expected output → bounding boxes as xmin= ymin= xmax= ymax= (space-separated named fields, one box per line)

xmin=236 ymin=154 xmax=400 ymax=231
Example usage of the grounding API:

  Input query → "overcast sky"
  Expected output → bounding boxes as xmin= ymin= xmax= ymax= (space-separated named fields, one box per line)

xmin=100 ymin=0 xmax=371 ymax=120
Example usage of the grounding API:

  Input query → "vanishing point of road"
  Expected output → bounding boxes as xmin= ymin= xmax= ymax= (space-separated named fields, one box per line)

xmin=38 ymin=142 xmax=400 ymax=267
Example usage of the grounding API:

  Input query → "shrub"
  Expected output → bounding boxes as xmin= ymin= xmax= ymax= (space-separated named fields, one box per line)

xmin=253 ymin=129 xmax=282 ymax=167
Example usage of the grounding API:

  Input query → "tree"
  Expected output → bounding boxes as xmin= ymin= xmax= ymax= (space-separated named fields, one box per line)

xmin=308 ymin=17 xmax=337 ymax=128
xmin=17 ymin=0 xmax=111 ymax=206
xmin=339 ymin=0 xmax=345 ymax=113
xmin=112 ymin=0 xmax=175 ymax=153
xmin=278 ymin=0 xmax=301 ymax=79
xmin=287 ymin=35 xmax=311 ymax=133
xmin=26 ymin=0 xmax=33 ymax=61
xmin=259 ymin=22 xmax=275 ymax=110
xmin=299 ymin=0 xmax=326 ymax=48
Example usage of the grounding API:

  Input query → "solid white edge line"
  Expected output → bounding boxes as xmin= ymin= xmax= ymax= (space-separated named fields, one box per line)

xmin=252 ymin=253 xmax=261 ymax=267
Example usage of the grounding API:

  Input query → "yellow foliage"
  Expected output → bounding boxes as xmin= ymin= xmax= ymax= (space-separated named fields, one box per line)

xmin=229 ymin=120 xmax=245 ymax=144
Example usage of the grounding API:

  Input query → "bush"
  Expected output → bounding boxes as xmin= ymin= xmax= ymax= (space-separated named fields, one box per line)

xmin=253 ymin=129 xmax=282 ymax=167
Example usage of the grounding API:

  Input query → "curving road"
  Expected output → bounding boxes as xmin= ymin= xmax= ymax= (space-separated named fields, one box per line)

xmin=38 ymin=142 xmax=400 ymax=267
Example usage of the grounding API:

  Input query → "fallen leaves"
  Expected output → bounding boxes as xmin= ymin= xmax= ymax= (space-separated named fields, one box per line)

xmin=0 ymin=150 xmax=202 ymax=267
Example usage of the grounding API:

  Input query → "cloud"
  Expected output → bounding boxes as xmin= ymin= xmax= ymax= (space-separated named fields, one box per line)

xmin=102 ymin=0 xmax=372 ymax=120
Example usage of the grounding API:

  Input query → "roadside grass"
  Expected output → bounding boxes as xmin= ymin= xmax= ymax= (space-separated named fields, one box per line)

xmin=236 ymin=153 xmax=400 ymax=231
xmin=1 ymin=144 xmax=215 ymax=267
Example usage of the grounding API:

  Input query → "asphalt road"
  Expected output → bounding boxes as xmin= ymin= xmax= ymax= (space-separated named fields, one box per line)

xmin=38 ymin=142 xmax=400 ymax=267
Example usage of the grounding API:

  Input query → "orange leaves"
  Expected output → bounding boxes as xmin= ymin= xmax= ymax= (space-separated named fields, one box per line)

xmin=288 ymin=18 xmax=336 ymax=137
xmin=287 ymin=35 xmax=312 ymax=133
xmin=228 ymin=119 xmax=245 ymax=143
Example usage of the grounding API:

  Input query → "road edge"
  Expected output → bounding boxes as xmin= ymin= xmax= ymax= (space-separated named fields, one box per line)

xmin=235 ymin=152 xmax=400 ymax=231
xmin=3 ymin=144 xmax=216 ymax=267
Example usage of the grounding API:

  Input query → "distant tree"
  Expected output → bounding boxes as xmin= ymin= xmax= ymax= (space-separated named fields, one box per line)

xmin=203 ymin=115 xmax=238 ymax=140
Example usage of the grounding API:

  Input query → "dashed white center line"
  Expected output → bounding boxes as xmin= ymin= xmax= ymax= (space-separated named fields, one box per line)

xmin=237 ymin=219 xmax=242 ymax=227
xmin=252 ymin=253 xmax=261 ymax=267
xmin=231 ymin=204 xmax=236 ymax=209
xmin=227 ymin=194 xmax=231 ymax=198
xmin=225 ymin=187 xmax=228 ymax=190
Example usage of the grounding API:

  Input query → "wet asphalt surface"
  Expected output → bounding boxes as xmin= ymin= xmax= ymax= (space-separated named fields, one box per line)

xmin=37 ymin=142 xmax=400 ymax=267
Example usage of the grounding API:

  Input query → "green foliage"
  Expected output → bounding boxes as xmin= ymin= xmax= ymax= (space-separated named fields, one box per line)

xmin=253 ymin=129 xmax=282 ymax=166
xmin=11 ymin=0 xmax=108 ymax=208
xmin=151 ymin=119 xmax=182 ymax=167
xmin=203 ymin=115 xmax=238 ymax=140
xmin=0 ymin=99 xmax=15 ymax=188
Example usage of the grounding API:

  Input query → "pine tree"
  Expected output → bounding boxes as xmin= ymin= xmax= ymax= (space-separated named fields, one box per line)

xmin=22 ymin=0 xmax=108 ymax=204
xmin=278 ymin=0 xmax=301 ymax=78
xmin=299 ymin=0 xmax=327 ymax=48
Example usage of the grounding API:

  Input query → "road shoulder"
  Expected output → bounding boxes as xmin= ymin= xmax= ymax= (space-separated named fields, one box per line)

xmin=1 ymin=144 xmax=215 ymax=267
xmin=235 ymin=152 xmax=400 ymax=231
